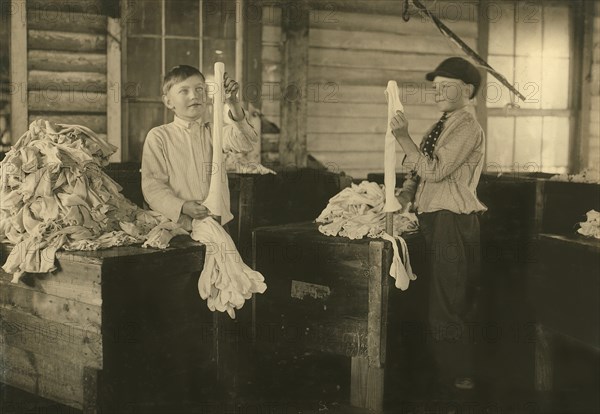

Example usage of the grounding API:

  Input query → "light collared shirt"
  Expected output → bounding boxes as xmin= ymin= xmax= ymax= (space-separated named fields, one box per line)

xmin=399 ymin=107 xmax=487 ymax=215
xmin=141 ymin=111 xmax=258 ymax=227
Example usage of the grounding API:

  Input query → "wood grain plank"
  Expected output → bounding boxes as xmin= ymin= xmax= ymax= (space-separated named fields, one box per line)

xmin=309 ymin=66 xmax=429 ymax=86
xmin=27 ymin=11 xmax=107 ymax=33
xmin=0 ymin=280 xmax=101 ymax=334
xmin=29 ymin=30 xmax=106 ymax=52
xmin=310 ymin=28 xmax=477 ymax=54
xmin=309 ymin=48 xmax=447 ymax=71
xmin=307 ymin=116 xmax=433 ymax=134
xmin=28 ymin=70 xmax=106 ymax=91
xmin=28 ymin=90 xmax=106 ymax=113
xmin=28 ymin=50 xmax=106 ymax=73
xmin=0 ymin=307 xmax=103 ymax=369
xmin=309 ymin=9 xmax=478 ymax=37
xmin=1 ymin=344 xmax=85 ymax=409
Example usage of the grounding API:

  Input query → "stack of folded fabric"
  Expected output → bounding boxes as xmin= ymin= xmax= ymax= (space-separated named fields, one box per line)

xmin=0 ymin=120 xmax=187 ymax=282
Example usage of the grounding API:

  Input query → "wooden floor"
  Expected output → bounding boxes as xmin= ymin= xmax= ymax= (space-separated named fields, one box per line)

xmin=2 ymin=344 xmax=599 ymax=414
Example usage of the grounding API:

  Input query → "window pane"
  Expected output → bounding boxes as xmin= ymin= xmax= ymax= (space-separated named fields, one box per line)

xmin=541 ymin=117 xmax=569 ymax=171
xmin=541 ymin=57 xmax=569 ymax=109
xmin=486 ymin=117 xmax=514 ymax=170
xmin=203 ymin=0 xmax=237 ymax=40
xmin=488 ymin=3 xmax=514 ymax=56
xmin=165 ymin=39 xmax=200 ymax=72
xmin=128 ymin=102 xmax=165 ymax=162
xmin=128 ymin=0 xmax=161 ymax=35
xmin=166 ymin=0 xmax=200 ymax=36
xmin=515 ymin=56 xmax=542 ymax=109
xmin=486 ymin=55 xmax=514 ymax=108
xmin=202 ymin=38 xmax=236 ymax=81
xmin=515 ymin=2 xmax=542 ymax=57
xmin=543 ymin=6 xmax=570 ymax=58
xmin=514 ymin=117 xmax=542 ymax=167
xmin=127 ymin=37 xmax=162 ymax=98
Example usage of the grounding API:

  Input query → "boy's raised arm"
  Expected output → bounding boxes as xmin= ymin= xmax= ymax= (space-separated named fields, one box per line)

xmin=141 ymin=132 xmax=187 ymax=222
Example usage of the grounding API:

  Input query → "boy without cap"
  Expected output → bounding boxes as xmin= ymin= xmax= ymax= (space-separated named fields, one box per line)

xmin=141 ymin=65 xmax=258 ymax=230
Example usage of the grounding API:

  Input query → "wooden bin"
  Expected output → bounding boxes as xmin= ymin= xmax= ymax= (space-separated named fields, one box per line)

xmin=228 ymin=169 xmax=353 ymax=262
xmin=528 ymin=180 xmax=600 ymax=391
xmin=251 ymin=222 xmax=427 ymax=411
xmin=0 ymin=238 xmax=211 ymax=413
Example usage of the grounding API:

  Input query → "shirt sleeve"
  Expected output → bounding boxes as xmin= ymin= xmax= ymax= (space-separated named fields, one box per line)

xmin=141 ymin=130 xmax=187 ymax=222
xmin=397 ymin=172 xmax=419 ymax=209
xmin=401 ymin=117 xmax=482 ymax=183
xmin=222 ymin=108 xmax=259 ymax=153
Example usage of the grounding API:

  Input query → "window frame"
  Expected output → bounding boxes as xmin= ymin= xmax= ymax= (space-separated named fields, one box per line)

xmin=120 ymin=0 xmax=245 ymax=162
xmin=478 ymin=0 xmax=585 ymax=175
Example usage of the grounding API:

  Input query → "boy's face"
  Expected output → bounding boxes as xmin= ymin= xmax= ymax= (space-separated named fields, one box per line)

xmin=432 ymin=76 xmax=472 ymax=112
xmin=163 ymin=75 xmax=208 ymax=122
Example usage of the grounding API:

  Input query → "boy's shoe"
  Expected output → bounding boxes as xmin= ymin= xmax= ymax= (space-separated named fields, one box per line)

xmin=454 ymin=377 xmax=475 ymax=390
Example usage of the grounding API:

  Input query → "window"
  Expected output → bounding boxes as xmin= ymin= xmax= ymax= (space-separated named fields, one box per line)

xmin=123 ymin=0 xmax=240 ymax=161
xmin=485 ymin=1 xmax=573 ymax=174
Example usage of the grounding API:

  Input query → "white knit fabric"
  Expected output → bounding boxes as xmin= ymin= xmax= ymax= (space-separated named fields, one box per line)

xmin=383 ymin=81 xmax=403 ymax=213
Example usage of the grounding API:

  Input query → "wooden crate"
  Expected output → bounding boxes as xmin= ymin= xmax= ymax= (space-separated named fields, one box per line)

xmin=252 ymin=222 xmax=427 ymax=411
xmin=0 ymin=237 xmax=211 ymax=413
xmin=229 ymin=168 xmax=352 ymax=261
xmin=527 ymin=180 xmax=600 ymax=391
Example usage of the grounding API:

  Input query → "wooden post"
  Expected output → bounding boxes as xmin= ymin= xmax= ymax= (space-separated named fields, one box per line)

xmin=107 ymin=17 xmax=122 ymax=161
xmin=476 ymin=0 xmax=490 ymax=169
xmin=349 ymin=241 xmax=390 ymax=411
xmin=534 ymin=323 xmax=553 ymax=392
xmin=10 ymin=0 xmax=28 ymax=140
xmin=279 ymin=0 xmax=309 ymax=168
xmin=575 ymin=0 xmax=594 ymax=172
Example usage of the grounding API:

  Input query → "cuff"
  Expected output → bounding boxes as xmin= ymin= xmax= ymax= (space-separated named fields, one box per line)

xmin=229 ymin=108 xmax=258 ymax=142
xmin=165 ymin=197 xmax=187 ymax=223
xmin=402 ymin=151 xmax=422 ymax=171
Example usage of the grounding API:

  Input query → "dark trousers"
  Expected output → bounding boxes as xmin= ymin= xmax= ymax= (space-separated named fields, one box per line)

xmin=419 ymin=210 xmax=481 ymax=382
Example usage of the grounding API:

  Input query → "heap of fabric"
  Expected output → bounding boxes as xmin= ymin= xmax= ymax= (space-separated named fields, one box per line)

xmin=0 ymin=120 xmax=187 ymax=282
xmin=550 ymin=168 xmax=600 ymax=184
xmin=315 ymin=181 xmax=418 ymax=290
xmin=191 ymin=217 xmax=267 ymax=319
xmin=577 ymin=210 xmax=600 ymax=239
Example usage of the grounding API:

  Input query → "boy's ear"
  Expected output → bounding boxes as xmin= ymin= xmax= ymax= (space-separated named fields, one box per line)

xmin=465 ymin=83 xmax=475 ymax=99
xmin=162 ymin=94 xmax=173 ymax=110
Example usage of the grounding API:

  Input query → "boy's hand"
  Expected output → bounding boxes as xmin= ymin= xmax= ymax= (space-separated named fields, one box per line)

xmin=390 ymin=110 xmax=410 ymax=139
xmin=223 ymin=72 xmax=239 ymax=103
xmin=182 ymin=201 xmax=210 ymax=220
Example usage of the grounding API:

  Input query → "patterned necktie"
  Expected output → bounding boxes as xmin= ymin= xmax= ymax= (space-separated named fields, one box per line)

xmin=422 ymin=112 xmax=449 ymax=158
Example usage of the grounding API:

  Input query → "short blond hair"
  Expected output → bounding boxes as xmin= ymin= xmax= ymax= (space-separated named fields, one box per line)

xmin=162 ymin=65 xmax=205 ymax=95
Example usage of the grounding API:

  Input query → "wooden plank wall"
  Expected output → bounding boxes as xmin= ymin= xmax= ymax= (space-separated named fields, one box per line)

xmin=261 ymin=4 xmax=282 ymax=165
xmin=588 ymin=2 xmax=600 ymax=171
xmin=260 ymin=1 xmax=479 ymax=178
xmin=26 ymin=0 xmax=109 ymax=142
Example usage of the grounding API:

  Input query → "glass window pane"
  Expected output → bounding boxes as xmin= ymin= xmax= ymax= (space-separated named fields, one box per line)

xmin=541 ymin=117 xmax=569 ymax=171
xmin=165 ymin=39 xmax=200 ymax=73
xmin=514 ymin=117 xmax=542 ymax=167
xmin=127 ymin=37 xmax=162 ymax=98
xmin=543 ymin=6 xmax=570 ymax=59
xmin=515 ymin=56 xmax=542 ymax=109
xmin=166 ymin=0 xmax=200 ymax=36
xmin=486 ymin=55 xmax=515 ymax=108
xmin=486 ymin=117 xmax=514 ymax=170
xmin=515 ymin=2 xmax=542 ymax=57
xmin=203 ymin=0 xmax=237 ymax=40
xmin=202 ymin=38 xmax=237 ymax=82
xmin=488 ymin=3 xmax=514 ymax=56
xmin=128 ymin=102 xmax=165 ymax=162
xmin=541 ymin=57 xmax=569 ymax=109
xmin=128 ymin=0 xmax=161 ymax=35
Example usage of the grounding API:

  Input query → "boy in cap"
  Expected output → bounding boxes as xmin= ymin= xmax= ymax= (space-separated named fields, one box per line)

xmin=391 ymin=57 xmax=487 ymax=394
